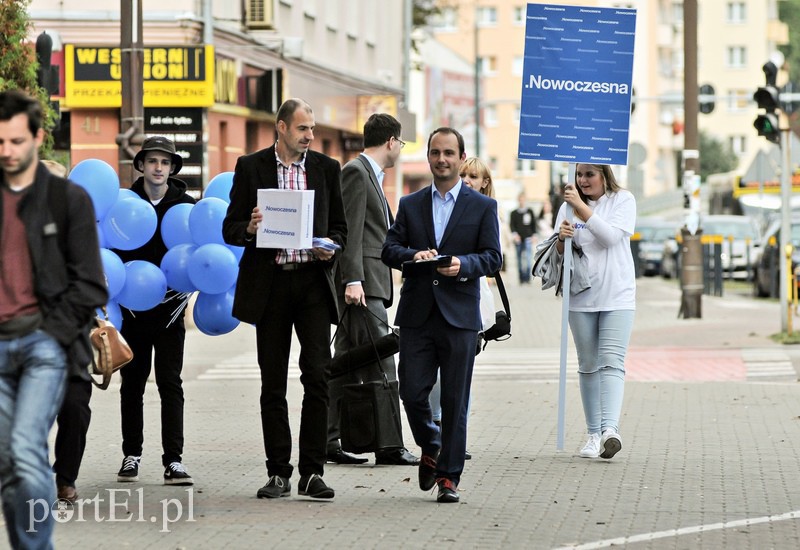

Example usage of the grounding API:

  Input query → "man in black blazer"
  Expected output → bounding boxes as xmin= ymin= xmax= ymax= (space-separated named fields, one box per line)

xmin=382 ymin=127 xmax=502 ymax=503
xmin=222 ymin=98 xmax=347 ymax=500
xmin=327 ymin=114 xmax=418 ymax=466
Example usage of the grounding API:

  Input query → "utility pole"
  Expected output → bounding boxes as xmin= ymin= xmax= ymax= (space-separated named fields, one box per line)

xmin=679 ymin=0 xmax=702 ymax=319
xmin=117 ymin=0 xmax=145 ymax=188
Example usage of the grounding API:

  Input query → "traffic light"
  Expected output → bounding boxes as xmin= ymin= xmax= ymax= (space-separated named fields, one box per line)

xmin=35 ymin=32 xmax=59 ymax=95
xmin=699 ymin=84 xmax=715 ymax=114
xmin=753 ymin=61 xmax=780 ymax=144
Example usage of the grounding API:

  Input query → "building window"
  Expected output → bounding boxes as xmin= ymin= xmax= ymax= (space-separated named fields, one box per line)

xmin=512 ymin=6 xmax=525 ymax=25
xmin=726 ymin=89 xmax=750 ymax=111
xmin=512 ymin=56 xmax=524 ymax=76
xmin=513 ymin=105 xmax=520 ymax=126
xmin=489 ymin=157 xmax=498 ymax=172
xmin=727 ymin=2 xmax=746 ymax=23
xmin=484 ymin=105 xmax=498 ymax=127
xmin=477 ymin=6 xmax=497 ymax=26
xmin=479 ymin=56 xmax=497 ymax=75
xmin=726 ymin=46 xmax=746 ymax=68
xmin=516 ymin=159 xmax=536 ymax=175
xmin=729 ymin=135 xmax=746 ymax=156
xmin=431 ymin=7 xmax=458 ymax=30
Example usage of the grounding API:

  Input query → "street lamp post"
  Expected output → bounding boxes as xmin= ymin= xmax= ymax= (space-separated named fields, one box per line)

xmin=473 ymin=3 xmax=480 ymax=158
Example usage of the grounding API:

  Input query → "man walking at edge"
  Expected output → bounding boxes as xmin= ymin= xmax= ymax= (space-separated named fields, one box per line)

xmin=382 ymin=127 xmax=501 ymax=503
xmin=327 ymin=113 xmax=419 ymax=467
xmin=223 ymin=98 xmax=347 ymax=500
xmin=0 ymin=90 xmax=107 ymax=549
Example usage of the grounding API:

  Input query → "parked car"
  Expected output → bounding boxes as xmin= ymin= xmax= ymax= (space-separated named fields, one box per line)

xmin=752 ymin=216 xmax=800 ymax=298
xmin=634 ymin=218 xmax=675 ymax=276
xmin=660 ymin=215 xmax=760 ymax=280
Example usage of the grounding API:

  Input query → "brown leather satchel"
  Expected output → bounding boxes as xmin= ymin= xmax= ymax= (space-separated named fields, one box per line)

xmin=89 ymin=314 xmax=133 ymax=390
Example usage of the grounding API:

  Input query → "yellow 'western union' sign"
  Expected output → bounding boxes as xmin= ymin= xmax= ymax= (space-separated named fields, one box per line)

xmin=64 ymin=44 xmax=215 ymax=108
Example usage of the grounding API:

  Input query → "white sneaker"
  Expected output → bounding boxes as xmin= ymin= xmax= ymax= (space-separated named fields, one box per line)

xmin=600 ymin=429 xmax=622 ymax=459
xmin=578 ymin=433 xmax=601 ymax=458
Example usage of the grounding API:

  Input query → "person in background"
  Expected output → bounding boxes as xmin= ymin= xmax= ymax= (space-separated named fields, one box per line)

xmin=37 ymin=160 xmax=95 ymax=506
xmin=554 ymin=163 xmax=636 ymax=461
xmin=115 ymin=136 xmax=196 ymax=486
xmin=429 ymin=156 xmax=498 ymax=460
xmin=0 ymin=89 xmax=107 ymax=549
xmin=222 ymin=98 xmax=347 ymax=500
xmin=382 ymin=128 xmax=502 ymax=503
xmin=327 ymin=113 xmax=418 ymax=467
xmin=510 ymin=192 xmax=537 ymax=284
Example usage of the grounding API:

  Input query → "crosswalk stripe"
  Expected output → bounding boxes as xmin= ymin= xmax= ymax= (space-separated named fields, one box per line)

xmin=195 ymin=347 xmax=796 ymax=382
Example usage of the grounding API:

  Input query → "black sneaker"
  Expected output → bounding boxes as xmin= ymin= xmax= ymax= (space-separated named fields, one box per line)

xmin=257 ymin=475 xmax=291 ymax=499
xmin=298 ymin=474 xmax=334 ymax=499
xmin=163 ymin=462 xmax=194 ymax=486
xmin=117 ymin=456 xmax=140 ymax=482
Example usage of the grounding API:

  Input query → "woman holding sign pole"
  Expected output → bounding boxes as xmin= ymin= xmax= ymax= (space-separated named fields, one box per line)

xmin=554 ymin=164 xmax=635 ymax=460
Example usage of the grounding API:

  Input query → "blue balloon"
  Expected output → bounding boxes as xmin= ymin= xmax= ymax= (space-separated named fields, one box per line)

xmin=187 ymin=243 xmax=238 ymax=294
xmin=193 ymin=290 xmax=239 ymax=335
xmin=100 ymin=248 xmax=126 ymax=299
xmin=96 ymin=221 xmax=107 ymax=248
xmin=116 ymin=260 xmax=167 ymax=311
xmin=161 ymin=203 xmax=195 ymax=249
xmin=117 ymin=188 xmax=140 ymax=201
xmin=189 ymin=197 xmax=228 ymax=246
xmin=102 ymin=197 xmax=158 ymax=251
xmin=69 ymin=159 xmax=120 ymax=220
xmin=203 ymin=172 xmax=234 ymax=203
xmin=97 ymin=301 xmax=123 ymax=330
xmin=160 ymin=244 xmax=198 ymax=292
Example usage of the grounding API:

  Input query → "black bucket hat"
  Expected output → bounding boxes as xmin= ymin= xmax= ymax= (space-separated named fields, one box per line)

xmin=133 ymin=135 xmax=183 ymax=175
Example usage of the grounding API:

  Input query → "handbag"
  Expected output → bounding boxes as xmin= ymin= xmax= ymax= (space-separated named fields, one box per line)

xmin=479 ymin=271 xmax=512 ymax=352
xmin=333 ymin=306 xmax=404 ymax=453
xmin=89 ymin=309 xmax=133 ymax=390
xmin=329 ymin=306 xmax=399 ymax=379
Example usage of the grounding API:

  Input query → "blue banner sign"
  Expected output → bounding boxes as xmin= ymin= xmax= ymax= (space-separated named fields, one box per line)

xmin=518 ymin=3 xmax=637 ymax=165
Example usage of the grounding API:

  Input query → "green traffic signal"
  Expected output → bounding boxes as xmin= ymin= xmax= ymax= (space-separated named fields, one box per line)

xmin=754 ymin=113 xmax=780 ymax=143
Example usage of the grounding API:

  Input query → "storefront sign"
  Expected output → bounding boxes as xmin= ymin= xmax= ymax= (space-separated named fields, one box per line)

xmin=64 ymin=45 xmax=215 ymax=108
xmin=145 ymin=108 xmax=204 ymax=190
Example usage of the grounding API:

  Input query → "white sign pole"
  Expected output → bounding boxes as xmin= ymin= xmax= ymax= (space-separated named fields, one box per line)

xmin=556 ymin=205 xmax=573 ymax=451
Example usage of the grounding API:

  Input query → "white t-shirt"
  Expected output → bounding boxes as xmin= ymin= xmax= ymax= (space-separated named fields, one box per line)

xmin=554 ymin=190 xmax=636 ymax=312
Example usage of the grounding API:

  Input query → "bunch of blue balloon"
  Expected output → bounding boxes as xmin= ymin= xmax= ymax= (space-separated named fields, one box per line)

xmin=70 ymin=160 xmax=241 ymax=336
xmin=160 ymin=171 xmax=242 ymax=336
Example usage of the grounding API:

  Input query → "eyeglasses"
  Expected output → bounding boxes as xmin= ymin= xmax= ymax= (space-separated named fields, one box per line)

xmin=394 ymin=136 xmax=406 ymax=149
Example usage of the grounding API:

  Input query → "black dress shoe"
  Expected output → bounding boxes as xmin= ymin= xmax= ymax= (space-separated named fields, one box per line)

xmin=326 ymin=449 xmax=368 ymax=465
xmin=375 ymin=448 xmax=420 ymax=466
xmin=418 ymin=453 xmax=438 ymax=491
xmin=436 ymin=478 xmax=459 ymax=503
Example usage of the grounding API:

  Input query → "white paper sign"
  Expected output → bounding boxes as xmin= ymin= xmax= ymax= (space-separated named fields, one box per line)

xmin=256 ymin=189 xmax=314 ymax=249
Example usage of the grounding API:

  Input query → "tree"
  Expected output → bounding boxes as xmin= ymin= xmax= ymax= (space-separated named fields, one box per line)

xmin=0 ymin=0 xmax=56 ymax=157
xmin=699 ymin=130 xmax=738 ymax=181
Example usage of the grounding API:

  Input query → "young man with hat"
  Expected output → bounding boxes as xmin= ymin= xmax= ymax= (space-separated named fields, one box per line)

xmin=114 ymin=136 xmax=196 ymax=485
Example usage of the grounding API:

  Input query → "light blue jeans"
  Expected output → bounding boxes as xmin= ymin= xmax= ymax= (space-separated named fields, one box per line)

xmin=430 ymin=373 xmax=472 ymax=423
xmin=0 ymin=330 xmax=68 ymax=550
xmin=568 ymin=310 xmax=635 ymax=435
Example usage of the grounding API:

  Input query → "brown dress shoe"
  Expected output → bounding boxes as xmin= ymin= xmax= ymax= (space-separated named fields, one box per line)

xmin=57 ymin=484 xmax=78 ymax=503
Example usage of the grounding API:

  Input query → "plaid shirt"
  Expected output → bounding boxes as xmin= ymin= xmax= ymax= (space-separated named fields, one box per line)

xmin=274 ymin=148 xmax=314 ymax=265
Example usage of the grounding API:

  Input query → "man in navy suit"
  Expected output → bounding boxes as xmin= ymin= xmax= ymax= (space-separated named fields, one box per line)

xmin=382 ymin=127 xmax=501 ymax=503
xmin=222 ymin=98 xmax=347 ymax=500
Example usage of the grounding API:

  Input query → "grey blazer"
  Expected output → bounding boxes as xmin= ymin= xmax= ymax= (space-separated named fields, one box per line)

xmin=335 ymin=154 xmax=393 ymax=307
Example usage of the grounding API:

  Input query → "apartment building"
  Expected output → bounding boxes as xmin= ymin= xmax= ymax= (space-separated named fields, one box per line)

xmin=28 ymin=0 xmax=408 ymax=192
xmin=430 ymin=0 xmax=787 ymax=210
